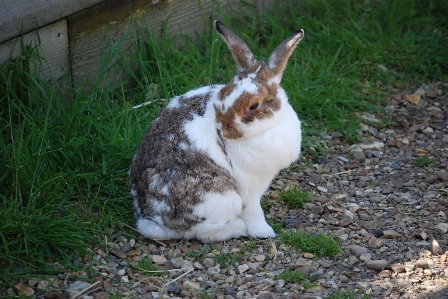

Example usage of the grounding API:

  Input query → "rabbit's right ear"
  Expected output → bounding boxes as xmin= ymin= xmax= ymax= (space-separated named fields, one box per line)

xmin=214 ymin=20 xmax=256 ymax=73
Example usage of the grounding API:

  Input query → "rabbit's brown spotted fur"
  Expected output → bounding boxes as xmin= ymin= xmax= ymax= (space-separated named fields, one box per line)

xmin=130 ymin=90 xmax=238 ymax=231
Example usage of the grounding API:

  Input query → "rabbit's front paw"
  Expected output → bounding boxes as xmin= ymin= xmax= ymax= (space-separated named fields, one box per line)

xmin=247 ymin=221 xmax=276 ymax=239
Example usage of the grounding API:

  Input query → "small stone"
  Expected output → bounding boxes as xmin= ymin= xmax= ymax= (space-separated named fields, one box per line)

xmin=366 ymin=260 xmax=388 ymax=270
xmin=284 ymin=217 xmax=301 ymax=228
xmin=426 ymin=90 xmax=439 ymax=98
xmin=181 ymin=259 xmax=194 ymax=269
xmin=16 ymin=283 xmax=34 ymax=296
xmin=337 ymin=156 xmax=349 ymax=163
xmin=340 ymin=218 xmax=353 ymax=227
xmin=121 ymin=276 xmax=129 ymax=283
xmin=255 ymin=255 xmax=265 ymax=262
xmin=203 ymin=257 xmax=215 ymax=268
xmin=435 ymin=223 xmax=448 ymax=234
xmin=316 ymin=157 xmax=327 ymax=164
xmin=381 ymin=186 xmax=393 ymax=194
xmin=207 ymin=266 xmax=220 ymax=275
xmin=356 ymin=281 xmax=371 ymax=288
xmin=437 ymin=171 xmax=448 ymax=182
xmin=415 ymin=259 xmax=430 ymax=269
xmin=259 ymin=293 xmax=274 ymax=299
xmin=359 ymin=253 xmax=372 ymax=261
xmin=193 ymin=262 xmax=203 ymax=269
xmin=370 ymin=229 xmax=384 ymax=238
xmin=315 ymin=196 xmax=329 ymax=204
xmin=423 ymin=126 xmax=434 ymax=133
xmin=391 ymin=263 xmax=405 ymax=273
xmin=297 ymin=265 xmax=317 ymax=276
xmin=237 ymin=264 xmax=249 ymax=274
xmin=37 ymin=280 xmax=49 ymax=290
xmin=378 ymin=270 xmax=391 ymax=278
xmin=110 ymin=249 xmax=127 ymax=259
xmin=152 ymin=255 xmax=167 ymax=264
xmin=223 ymin=287 xmax=236 ymax=296
xmin=317 ymin=186 xmax=328 ymax=193
xmin=275 ymin=279 xmax=285 ymax=289
xmin=92 ymin=291 xmax=109 ymax=299
xmin=387 ymin=140 xmax=400 ymax=148
xmin=166 ymin=284 xmax=181 ymax=295
xmin=117 ymin=269 xmax=125 ymax=276
xmin=183 ymin=280 xmax=201 ymax=290
xmin=414 ymin=230 xmax=428 ymax=240
xmin=404 ymin=94 xmax=421 ymax=104
xmin=352 ymin=152 xmax=366 ymax=162
xmin=309 ymin=269 xmax=324 ymax=281
xmin=270 ymin=191 xmax=280 ymax=199
xmin=310 ymin=206 xmax=324 ymax=214
xmin=404 ymin=262 xmax=415 ymax=272
xmin=69 ymin=281 xmax=91 ymax=292
xmin=349 ymin=245 xmax=368 ymax=257
xmin=347 ymin=203 xmax=360 ymax=213
xmin=339 ymin=275 xmax=350 ymax=283
xmin=383 ymin=229 xmax=402 ymax=239
xmin=430 ymin=121 xmax=446 ymax=130
xmin=128 ymin=249 xmax=141 ymax=257
xmin=303 ymin=252 xmax=314 ymax=259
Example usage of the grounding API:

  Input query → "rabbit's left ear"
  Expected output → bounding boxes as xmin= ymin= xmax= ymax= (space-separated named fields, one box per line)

xmin=267 ymin=29 xmax=304 ymax=83
xmin=214 ymin=20 xmax=256 ymax=73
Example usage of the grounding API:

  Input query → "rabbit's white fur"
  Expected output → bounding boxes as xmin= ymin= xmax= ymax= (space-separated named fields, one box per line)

xmin=130 ymin=21 xmax=304 ymax=242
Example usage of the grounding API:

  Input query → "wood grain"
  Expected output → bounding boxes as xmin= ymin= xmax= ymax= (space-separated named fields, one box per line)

xmin=0 ymin=19 xmax=69 ymax=83
xmin=68 ymin=0 xmax=281 ymax=87
xmin=0 ymin=0 xmax=105 ymax=43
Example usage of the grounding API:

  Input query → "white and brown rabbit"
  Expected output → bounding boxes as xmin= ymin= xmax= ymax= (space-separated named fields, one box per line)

xmin=129 ymin=21 xmax=304 ymax=242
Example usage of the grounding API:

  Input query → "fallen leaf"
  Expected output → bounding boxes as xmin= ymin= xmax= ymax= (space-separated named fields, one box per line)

xmin=404 ymin=94 xmax=421 ymax=104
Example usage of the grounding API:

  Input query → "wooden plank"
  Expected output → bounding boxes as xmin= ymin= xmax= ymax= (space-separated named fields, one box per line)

xmin=0 ymin=19 xmax=70 ymax=83
xmin=68 ymin=0 xmax=281 ymax=87
xmin=0 ymin=0 xmax=106 ymax=43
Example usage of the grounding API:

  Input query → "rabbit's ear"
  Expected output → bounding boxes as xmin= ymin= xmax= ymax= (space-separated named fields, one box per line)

xmin=267 ymin=29 xmax=304 ymax=83
xmin=214 ymin=20 xmax=256 ymax=73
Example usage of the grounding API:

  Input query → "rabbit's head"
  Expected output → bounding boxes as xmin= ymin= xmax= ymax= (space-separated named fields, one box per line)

xmin=214 ymin=21 xmax=304 ymax=139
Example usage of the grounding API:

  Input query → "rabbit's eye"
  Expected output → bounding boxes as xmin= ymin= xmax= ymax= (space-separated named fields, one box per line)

xmin=249 ymin=102 xmax=259 ymax=111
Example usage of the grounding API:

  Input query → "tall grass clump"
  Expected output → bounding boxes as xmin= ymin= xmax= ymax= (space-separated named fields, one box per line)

xmin=0 ymin=0 xmax=447 ymax=285
xmin=0 ymin=44 xmax=159 ymax=282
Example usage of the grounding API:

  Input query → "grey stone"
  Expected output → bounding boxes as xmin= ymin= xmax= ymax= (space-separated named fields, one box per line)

xmin=297 ymin=265 xmax=317 ymax=276
xmin=309 ymin=269 xmax=324 ymax=281
xmin=437 ymin=171 xmax=448 ymax=181
xmin=349 ymin=245 xmax=368 ymax=257
xmin=69 ymin=281 xmax=91 ymax=291
xmin=366 ymin=260 xmax=388 ymax=270
xmin=435 ymin=223 xmax=448 ymax=234
xmin=223 ymin=287 xmax=236 ymax=297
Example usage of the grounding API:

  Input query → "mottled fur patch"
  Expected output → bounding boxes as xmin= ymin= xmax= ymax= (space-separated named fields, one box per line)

xmin=129 ymin=92 xmax=239 ymax=231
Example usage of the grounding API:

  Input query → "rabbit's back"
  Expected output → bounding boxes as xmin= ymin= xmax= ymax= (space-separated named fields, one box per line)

xmin=129 ymin=86 xmax=238 ymax=231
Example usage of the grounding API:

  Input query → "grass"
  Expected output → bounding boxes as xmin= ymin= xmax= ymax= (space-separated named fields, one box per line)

xmin=326 ymin=290 xmax=369 ymax=299
xmin=185 ymin=245 xmax=242 ymax=268
xmin=412 ymin=156 xmax=436 ymax=167
xmin=276 ymin=270 xmax=316 ymax=289
xmin=280 ymin=230 xmax=340 ymax=258
xmin=267 ymin=218 xmax=284 ymax=234
xmin=1 ymin=0 xmax=447 ymax=286
xmin=130 ymin=258 xmax=161 ymax=276
xmin=280 ymin=187 xmax=312 ymax=208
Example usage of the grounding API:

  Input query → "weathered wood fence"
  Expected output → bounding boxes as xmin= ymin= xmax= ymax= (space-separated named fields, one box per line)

xmin=0 ymin=0 xmax=285 ymax=89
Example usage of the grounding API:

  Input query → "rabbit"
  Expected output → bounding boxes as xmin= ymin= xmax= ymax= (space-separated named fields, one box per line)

xmin=129 ymin=20 xmax=304 ymax=242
